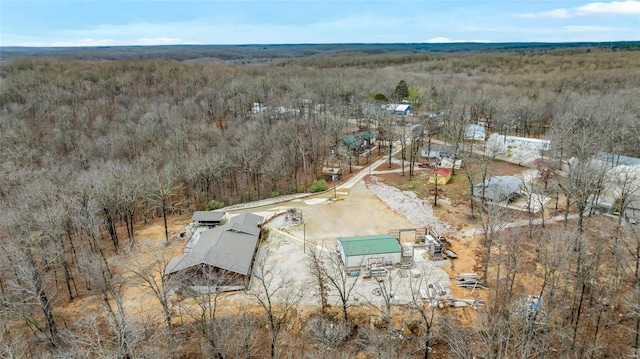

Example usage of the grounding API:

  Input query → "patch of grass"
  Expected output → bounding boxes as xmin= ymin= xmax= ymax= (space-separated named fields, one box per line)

xmin=401 ymin=182 xmax=417 ymax=190
xmin=204 ymin=199 xmax=225 ymax=211
xmin=441 ymin=173 xmax=471 ymax=205
xmin=311 ymin=179 xmax=328 ymax=192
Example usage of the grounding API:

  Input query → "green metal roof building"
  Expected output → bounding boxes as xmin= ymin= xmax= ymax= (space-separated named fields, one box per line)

xmin=337 ymin=234 xmax=402 ymax=270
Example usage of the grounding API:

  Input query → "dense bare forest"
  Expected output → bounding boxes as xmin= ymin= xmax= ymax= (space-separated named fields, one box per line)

xmin=1 ymin=46 xmax=640 ymax=358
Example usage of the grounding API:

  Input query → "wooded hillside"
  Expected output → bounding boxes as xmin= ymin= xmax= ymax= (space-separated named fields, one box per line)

xmin=1 ymin=47 xmax=640 ymax=358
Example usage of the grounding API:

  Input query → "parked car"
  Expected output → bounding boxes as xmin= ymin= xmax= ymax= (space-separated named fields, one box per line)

xmin=417 ymin=162 xmax=435 ymax=168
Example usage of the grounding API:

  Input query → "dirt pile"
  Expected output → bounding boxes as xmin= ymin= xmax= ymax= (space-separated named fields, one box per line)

xmin=367 ymin=176 xmax=453 ymax=235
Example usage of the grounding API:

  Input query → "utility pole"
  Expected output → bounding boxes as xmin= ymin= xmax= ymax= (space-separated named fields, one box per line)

xmin=332 ymin=174 xmax=338 ymax=199
xmin=434 ymin=173 xmax=439 ymax=207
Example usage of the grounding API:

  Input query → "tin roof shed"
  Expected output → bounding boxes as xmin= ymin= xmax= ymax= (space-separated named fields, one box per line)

xmin=191 ymin=211 xmax=226 ymax=224
xmin=338 ymin=235 xmax=402 ymax=256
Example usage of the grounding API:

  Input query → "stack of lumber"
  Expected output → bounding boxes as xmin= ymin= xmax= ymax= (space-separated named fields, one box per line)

xmin=444 ymin=249 xmax=458 ymax=258
xmin=451 ymin=298 xmax=485 ymax=308
xmin=455 ymin=273 xmax=487 ymax=289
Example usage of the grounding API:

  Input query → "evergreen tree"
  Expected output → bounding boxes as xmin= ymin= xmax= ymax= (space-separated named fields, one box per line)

xmin=394 ymin=80 xmax=409 ymax=101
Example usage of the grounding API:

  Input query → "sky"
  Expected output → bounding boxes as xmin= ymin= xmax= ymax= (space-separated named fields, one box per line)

xmin=0 ymin=0 xmax=638 ymax=47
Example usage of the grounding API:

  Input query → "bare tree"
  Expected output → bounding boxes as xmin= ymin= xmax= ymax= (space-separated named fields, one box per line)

xmin=1 ymin=207 xmax=60 ymax=350
xmin=179 ymin=266 xmax=235 ymax=359
xmin=93 ymin=172 xmax=122 ymax=252
xmin=536 ymin=227 xmax=573 ymax=310
xmin=249 ymin=252 xmax=306 ymax=359
xmin=407 ymin=265 xmax=443 ymax=359
xmin=26 ymin=182 xmax=80 ymax=302
xmin=398 ymin=124 xmax=409 ymax=176
xmin=608 ymin=164 xmax=640 ymax=247
xmin=377 ymin=114 xmax=398 ymax=168
xmin=306 ymin=241 xmax=360 ymax=327
xmin=478 ymin=203 xmax=513 ymax=281
xmin=115 ymin=167 xmax=143 ymax=247
xmin=517 ymin=171 xmax=540 ymax=238
xmin=549 ymin=107 xmax=611 ymax=235
xmin=364 ymin=271 xmax=404 ymax=359
xmin=146 ymin=165 xmax=182 ymax=245
xmin=460 ymin=131 xmax=501 ymax=218
xmin=191 ymin=152 xmax=228 ymax=204
xmin=494 ymin=227 xmax=527 ymax=304
xmin=305 ymin=315 xmax=350 ymax=349
xmin=440 ymin=89 xmax=469 ymax=177
xmin=83 ymin=251 xmax=139 ymax=359
xmin=440 ymin=318 xmax=475 ymax=359
xmin=306 ymin=242 xmax=329 ymax=314
xmin=127 ymin=246 xmax=179 ymax=359
xmin=212 ymin=309 xmax=260 ymax=359
xmin=408 ymin=122 xmax=424 ymax=179
xmin=0 ymin=330 xmax=29 ymax=359
xmin=627 ymin=223 xmax=640 ymax=356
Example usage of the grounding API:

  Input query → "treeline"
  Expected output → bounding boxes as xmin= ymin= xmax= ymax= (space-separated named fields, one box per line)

xmin=0 ymin=49 xmax=639 ymax=357
xmin=2 ymin=41 xmax=638 ymax=63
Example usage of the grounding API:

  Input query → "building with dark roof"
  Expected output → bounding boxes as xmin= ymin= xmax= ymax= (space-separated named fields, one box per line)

xmin=191 ymin=211 xmax=226 ymax=227
xmin=165 ymin=213 xmax=264 ymax=289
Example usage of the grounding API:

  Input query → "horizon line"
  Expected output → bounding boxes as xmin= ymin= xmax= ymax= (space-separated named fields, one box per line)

xmin=2 ymin=40 xmax=639 ymax=49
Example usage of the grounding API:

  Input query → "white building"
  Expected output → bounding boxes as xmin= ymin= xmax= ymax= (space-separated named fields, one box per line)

xmin=337 ymin=234 xmax=402 ymax=270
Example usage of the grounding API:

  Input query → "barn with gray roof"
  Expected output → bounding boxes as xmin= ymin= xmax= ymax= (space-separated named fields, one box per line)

xmin=165 ymin=213 xmax=264 ymax=289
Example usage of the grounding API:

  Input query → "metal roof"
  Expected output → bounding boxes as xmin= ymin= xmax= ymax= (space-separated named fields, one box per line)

xmin=323 ymin=167 xmax=342 ymax=175
xmin=432 ymin=167 xmax=452 ymax=177
xmin=384 ymin=104 xmax=412 ymax=112
xmin=338 ymin=235 xmax=402 ymax=256
xmin=191 ymin=211 xmax=226 ymax=222
xmin=422 ymin=144 xmax=456 ymax=158
xmin=465 ymin=124 xmax=486 ymax=140
xmin=596 ymin=153 xmax=640 ymax=167
xmin=474 ymin=176 xmax=523 ymax=194
xmin=229 ymin=213 xmax=264 ymax=231
xmin=165 ymin=214 xmax=263 ymax=276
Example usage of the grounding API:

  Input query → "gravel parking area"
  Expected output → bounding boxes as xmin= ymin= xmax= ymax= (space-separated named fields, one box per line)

xmin=231 ymin=178 xmax=454 ymax=306
xmin=255 ymin=225 xmax=452 ymax=307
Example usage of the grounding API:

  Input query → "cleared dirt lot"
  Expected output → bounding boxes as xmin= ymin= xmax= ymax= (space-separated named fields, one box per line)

xmin=238 ymin=178 xmax=417 ymax=240
xmin=228 ymin=179 xmax=455 ymax=306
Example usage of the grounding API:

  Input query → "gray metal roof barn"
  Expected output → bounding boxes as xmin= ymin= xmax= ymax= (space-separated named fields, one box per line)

xmin=473 ymin=176 xmax=523 ymax=203
xmin=165 ymin=213 xmax=264 ymax=289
